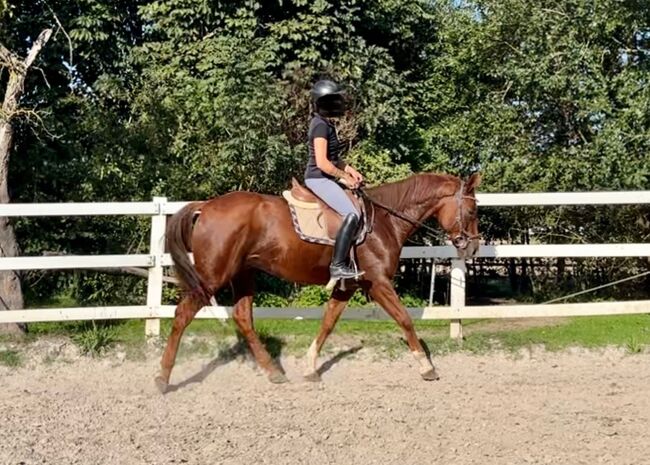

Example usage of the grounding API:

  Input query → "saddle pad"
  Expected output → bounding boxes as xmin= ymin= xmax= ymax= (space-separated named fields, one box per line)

xmin=283 ymin=191 xmax=334 ymax=245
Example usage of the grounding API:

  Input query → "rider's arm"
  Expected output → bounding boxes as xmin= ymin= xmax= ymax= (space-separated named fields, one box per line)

xmin=314 ymin=137 xmax=346 ymax=179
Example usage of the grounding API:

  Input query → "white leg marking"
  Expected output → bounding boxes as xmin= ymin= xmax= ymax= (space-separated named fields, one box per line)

xmin=304 ymin=339 xmax=319 ymax=376
xmin=412 ymin=351 xmax=434 ymax=375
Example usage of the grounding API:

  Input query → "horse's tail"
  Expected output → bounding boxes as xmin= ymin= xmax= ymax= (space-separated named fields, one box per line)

xmin=166 ymin=201 xmax=211 ymax=304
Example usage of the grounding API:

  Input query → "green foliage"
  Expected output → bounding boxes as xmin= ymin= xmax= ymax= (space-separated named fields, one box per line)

xmin=484 ymin=314 xmax=650 ymax=352
xmin=24 ymin=313 xmax=650 ymax=359
xmin=346 ymin=143 xmax=412 ymax=185
xmin=289 ymin=285 xmax=330 ymax=307
xmin=255 ymin=292 xmax=290 ymax=308
xmin=0 ymin=350 xmax=22 ymax=367
xmin=347 ymin=290 xmax=371 ymax=307
xmin=397 ymin=293 xmax=428 ymax=308
xmin=2 ymin=0 xmax=649 ymax=307
xmin=626 ymin=337 xmax=643 ymax=354
xmin=283 ymin=285 xmax=424 ymax=308
xmin=71 ymin=321 xmax=117 ymax=356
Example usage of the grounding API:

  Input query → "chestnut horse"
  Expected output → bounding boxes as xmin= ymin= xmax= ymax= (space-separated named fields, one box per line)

xmin=155 ymin=172 xmax=480 ymax=392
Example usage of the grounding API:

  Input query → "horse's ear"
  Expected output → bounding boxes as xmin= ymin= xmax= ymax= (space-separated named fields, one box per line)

xmin=465 ymin=173 xmax=482 ymax=192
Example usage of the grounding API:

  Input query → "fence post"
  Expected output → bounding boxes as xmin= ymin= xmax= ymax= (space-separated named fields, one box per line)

xmin=450 ymin=258 xmax=466 ymax=339
xmin=428 ymin=259 xmax=436 ymax=307
xmin=146 ymin=196 xmax=167 ymax=338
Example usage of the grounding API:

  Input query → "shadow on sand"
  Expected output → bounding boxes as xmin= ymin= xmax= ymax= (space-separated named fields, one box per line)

xmin=166 ymin=336 xmax=363 ymax=392
xmin=316 ymin=345 xmax=363 ymax=376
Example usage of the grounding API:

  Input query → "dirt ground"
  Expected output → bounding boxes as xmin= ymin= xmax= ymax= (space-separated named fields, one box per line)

xmin=1 ymin=343 xmax=649 ymax=465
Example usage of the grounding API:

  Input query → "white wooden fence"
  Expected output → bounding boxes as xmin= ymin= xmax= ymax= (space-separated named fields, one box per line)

xmin=1 ymin=191 xmax=649 ymax=339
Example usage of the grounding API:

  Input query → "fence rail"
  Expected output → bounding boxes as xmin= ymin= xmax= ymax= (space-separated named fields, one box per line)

xmin=1 ymin=191 xmax=649 ymax=338
xmin=0 ymin=254 xmax=154 ymax=271
xmin=5 ymin=190 xmax=650 ymax=218
xmin=2 ymin=299 xmax=650 ymax=325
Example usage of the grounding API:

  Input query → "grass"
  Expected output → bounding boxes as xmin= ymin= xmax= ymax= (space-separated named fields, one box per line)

xmin=478 ymin=314 xmax=650 ymax=353
xmin=71 ymin=322 xmax=117 ymax=356
xmin=0 ymin=350 xmax=22 ymax=367
xmin=178 ymin=314 xmax=650 ymax=357
xmin=3 ymin=313 xmax=649 ymax=364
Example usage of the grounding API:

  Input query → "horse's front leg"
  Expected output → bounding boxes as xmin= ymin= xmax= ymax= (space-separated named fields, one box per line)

xmin=303 ymin=287 xmax=356 ymax=381
xmin=369 ymin=280 xmax=439 ymax=381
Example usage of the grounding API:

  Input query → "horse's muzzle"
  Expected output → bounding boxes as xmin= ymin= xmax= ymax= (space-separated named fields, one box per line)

xmin=452 ymin=235 xmax=480 ymax=259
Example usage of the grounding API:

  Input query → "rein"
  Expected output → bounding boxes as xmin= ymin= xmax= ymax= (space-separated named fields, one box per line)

xmin=357 ymin=182 xmax=480 ymax=249
xmin=357 ymin=189 xmax=442 ymax=237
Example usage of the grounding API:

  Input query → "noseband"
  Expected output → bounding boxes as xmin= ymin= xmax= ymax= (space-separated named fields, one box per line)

xmin=450 ymin=181 xmax=480 ymax=250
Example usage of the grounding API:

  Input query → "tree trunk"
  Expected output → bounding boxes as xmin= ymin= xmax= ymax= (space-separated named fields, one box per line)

xmin=0 ymin=59 xmax=25 ymax=334
xmin=508 ymin=258 xmax=518 ymax=294
xmin=0 ymin=117 xmax=23 ymax=333
xmin=0 ymin=29 xmax=52 ymax=334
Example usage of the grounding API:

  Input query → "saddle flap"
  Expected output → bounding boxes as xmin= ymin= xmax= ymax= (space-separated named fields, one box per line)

xmin=283 ymin=178 xmax=369 ymax=246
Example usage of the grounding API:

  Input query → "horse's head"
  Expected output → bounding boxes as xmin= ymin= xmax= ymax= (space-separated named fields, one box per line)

xmin=437 ymin=173 xmax=481 ymax=259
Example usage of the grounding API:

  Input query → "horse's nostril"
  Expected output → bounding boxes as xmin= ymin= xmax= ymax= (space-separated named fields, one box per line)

xmin=452 ymin=236 xmax=467 ymax=249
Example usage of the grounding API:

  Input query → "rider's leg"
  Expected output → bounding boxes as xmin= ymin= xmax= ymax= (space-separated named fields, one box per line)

xmin=304 ymin=178 xmax=362 ymax=279
xmin=329 ymin=213 xmax=361 ymax=279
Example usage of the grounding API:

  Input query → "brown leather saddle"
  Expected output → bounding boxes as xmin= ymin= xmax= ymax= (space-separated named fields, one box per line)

xmin=282 ymin=178 xmax=370 ymax=246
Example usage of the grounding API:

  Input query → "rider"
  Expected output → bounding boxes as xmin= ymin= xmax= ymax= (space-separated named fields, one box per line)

xmin=304 ymin=79 xmax=365 ymax=280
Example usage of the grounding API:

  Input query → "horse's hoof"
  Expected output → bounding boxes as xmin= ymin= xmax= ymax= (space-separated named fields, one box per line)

xmin=421 ymin=368 xmax=440 ymax=381
xmin=303 ymin=371 xmax=321 ymax=382
xmin=154 ymin=376 xmax=169 ymax=394
xmin=269 ymin=371 xmax=289 ymax=384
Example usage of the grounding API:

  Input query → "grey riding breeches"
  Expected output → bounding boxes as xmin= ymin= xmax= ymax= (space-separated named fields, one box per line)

xmin=304 ymin=178 xmax=359 ymax=218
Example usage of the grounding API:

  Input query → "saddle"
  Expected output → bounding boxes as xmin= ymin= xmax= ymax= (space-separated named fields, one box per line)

xmin=282 ymin=178 xmax=370 ymax=246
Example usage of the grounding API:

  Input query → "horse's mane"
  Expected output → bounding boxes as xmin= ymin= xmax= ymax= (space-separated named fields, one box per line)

xmin=365 ymin=173 xmax=458 ymax=211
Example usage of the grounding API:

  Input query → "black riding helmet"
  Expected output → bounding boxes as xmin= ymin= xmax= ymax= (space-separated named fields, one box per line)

xmin=311 ymin=79 xmax=346 ymax=117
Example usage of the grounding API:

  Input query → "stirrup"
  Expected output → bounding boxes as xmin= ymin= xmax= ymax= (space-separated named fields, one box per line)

xmin=330 ymin=265 xmax=364 ymax=280
xmin=325 ymin=265 xmax=364 ymax=291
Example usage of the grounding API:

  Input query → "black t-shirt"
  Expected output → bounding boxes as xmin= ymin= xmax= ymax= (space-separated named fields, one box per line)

xmin=304 ymin=114 xmax=342 ymax=180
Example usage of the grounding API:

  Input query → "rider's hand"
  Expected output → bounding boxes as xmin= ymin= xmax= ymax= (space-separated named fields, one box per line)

xmin=338 ymin=173 xmax=359 ymax=189
xmin=345 ymin=166 xmax=364 ymax=186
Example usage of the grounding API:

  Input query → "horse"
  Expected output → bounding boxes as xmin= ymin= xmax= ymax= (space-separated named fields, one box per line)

xmin=155 ymin=172 xmax=481 ymax=393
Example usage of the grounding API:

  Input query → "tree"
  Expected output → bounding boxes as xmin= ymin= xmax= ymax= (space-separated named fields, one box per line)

xmin=0 ymin=28 xmax=52 ymax=332
xmin=4 ymin=0 xmax=649 ymax=306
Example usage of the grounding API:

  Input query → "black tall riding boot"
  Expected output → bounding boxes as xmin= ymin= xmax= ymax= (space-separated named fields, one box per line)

xmin=329 ymin=213 xmax=364 ymax=280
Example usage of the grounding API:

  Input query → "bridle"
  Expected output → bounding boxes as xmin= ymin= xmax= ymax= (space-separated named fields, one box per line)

xmin=450 ymin=180 xmax=481 ymax=250
xmin=358 ymin=181 xmax=480 ymax=250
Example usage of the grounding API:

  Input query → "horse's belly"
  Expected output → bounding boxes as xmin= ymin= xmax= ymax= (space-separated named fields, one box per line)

xmin=246 ymin=229 xmax=333 ymax=285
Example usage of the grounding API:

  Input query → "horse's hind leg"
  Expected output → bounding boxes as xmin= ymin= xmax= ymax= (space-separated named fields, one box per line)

xmin=231 ymin=270 xmax=288 ymax=384
xmin=303 ymin=287 xmax=355 ymax=382
xmin=155 ymin=294 xmax=205 ymax=393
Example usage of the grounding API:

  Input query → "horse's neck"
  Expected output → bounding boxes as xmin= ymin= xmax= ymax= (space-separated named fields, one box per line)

xmin=370 ymin=174 xmax=450 ymax=244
